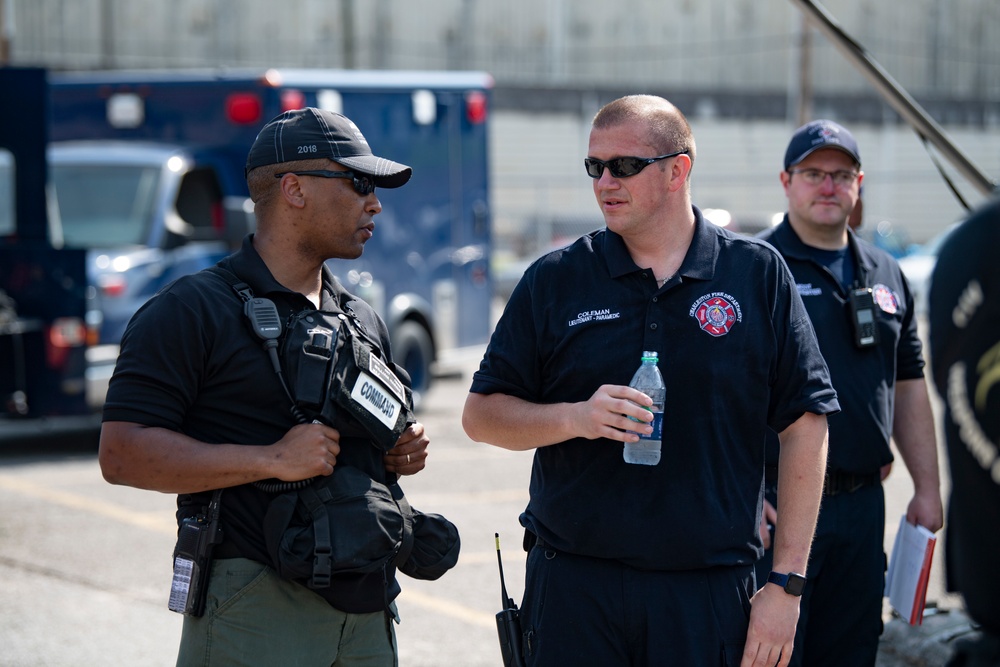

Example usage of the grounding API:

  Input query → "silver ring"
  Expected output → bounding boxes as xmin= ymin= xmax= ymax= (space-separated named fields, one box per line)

xmin=406 ymin=454 xmax=410 ymax=464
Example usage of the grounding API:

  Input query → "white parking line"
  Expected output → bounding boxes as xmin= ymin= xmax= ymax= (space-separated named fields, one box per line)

xmin=398 ymin=587 xmax=495 ymax=629
xmin=0 ymin=472 xmax=504 ymax=631
xmin=0 ymin=473 xmax=176 ymax=534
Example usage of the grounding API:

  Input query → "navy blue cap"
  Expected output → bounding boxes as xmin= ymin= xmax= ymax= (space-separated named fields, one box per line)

xmin=245 ymin=107 xmax=411 ymax=187
xmin=784 ymin=120 xmax=861 ymax=170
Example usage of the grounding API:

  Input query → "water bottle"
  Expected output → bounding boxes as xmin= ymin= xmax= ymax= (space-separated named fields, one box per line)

xmin=624 ymin=351 xmax=665 ymax=466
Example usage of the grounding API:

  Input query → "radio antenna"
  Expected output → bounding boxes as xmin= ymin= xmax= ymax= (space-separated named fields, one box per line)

xmin=495 ymin=532 xmax=514 ymax=609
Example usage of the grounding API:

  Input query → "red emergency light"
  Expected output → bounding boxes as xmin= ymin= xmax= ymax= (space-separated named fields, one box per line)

xmin=225 ymin=93 xmax=263 ymax=125
xmin=281 ymin=89 xmax=306 ymax=112
xmin=465 ymin=90 xmax=488 ymax=125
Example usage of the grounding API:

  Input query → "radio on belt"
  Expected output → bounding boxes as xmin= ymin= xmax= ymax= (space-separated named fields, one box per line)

xmin=848 ymin=287 xmax=879 ymax=348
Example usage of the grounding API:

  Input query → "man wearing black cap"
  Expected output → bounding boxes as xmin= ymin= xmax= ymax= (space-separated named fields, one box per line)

xmin=756 ymin=120 xmax=944 ymax=667
xmin=100 ymin=107 xmax=428 ymax=665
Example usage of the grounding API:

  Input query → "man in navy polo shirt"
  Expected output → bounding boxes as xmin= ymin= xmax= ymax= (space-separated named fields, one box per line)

xmin=463 ymin=95 xmax=839 ymax=666
xmin=756 ymin=120 xmax=944 ymax=667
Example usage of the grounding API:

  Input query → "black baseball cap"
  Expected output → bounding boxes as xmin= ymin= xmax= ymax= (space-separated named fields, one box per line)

xmin=245 ymin=107 xmax=411 ymax=188
xmin=784 ymin=120 xmax=861 ymax=170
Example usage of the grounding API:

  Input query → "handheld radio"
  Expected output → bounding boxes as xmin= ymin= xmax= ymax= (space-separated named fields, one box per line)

xmin=495 ymin=533 xmax=526 ymax=667
xmin=168 ymin=490 xmax=223 ymax=616
xmin=848 ymin=287 xmax=879 ymax=348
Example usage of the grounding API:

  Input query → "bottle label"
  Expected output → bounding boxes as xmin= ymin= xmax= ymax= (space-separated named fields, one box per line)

xmin=636 ymin=410 xmax=663 ymax=441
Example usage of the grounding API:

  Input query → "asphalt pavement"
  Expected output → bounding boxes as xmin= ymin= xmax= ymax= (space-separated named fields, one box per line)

xmin=0 ymin=343 xmax=977 ymax=666
xmin=0 ymin=359 xmax=534 ymax=667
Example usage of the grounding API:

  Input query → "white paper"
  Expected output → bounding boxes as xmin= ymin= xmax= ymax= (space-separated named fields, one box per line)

xmin=885 ymin=515 xmax=937 ymax=624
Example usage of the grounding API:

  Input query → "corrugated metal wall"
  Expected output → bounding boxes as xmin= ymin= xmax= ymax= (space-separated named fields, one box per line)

xmin=6 ymin=0 xmax=998 ymax=247
xmin=8 ymin=0 xmax=1000 ymax=101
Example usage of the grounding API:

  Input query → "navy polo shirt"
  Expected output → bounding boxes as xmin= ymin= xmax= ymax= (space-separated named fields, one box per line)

xmin=471 ymin=208 xmax=838 ymax=570
xmin=759 ymin=219 xmax=925 ymax=475
xmin=103 ymin=234 xmax=398 ymax=613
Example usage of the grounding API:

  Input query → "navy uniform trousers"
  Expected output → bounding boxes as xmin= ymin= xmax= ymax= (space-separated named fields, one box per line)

xmin=520 ymin=538 xmax=755 ymax=666
xmin=755 ymin=481 xmax=885 ymax=667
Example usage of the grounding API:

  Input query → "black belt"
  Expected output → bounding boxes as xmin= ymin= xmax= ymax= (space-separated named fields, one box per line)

xmin=764 ymin=467 xmax=880 ymax=496
xmin=523 ymin=529 xmax=557 ymax=553
xmin=823 ymin=470 xmax=880 ymax=496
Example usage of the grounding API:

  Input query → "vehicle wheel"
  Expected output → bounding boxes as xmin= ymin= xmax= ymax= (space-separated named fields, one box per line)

xmin=392 ymin=321 xmax=433 ymax=411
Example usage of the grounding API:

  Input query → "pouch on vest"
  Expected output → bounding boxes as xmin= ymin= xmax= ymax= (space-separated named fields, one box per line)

xmin=280 ymin=308 xmax=414 ymax=451
xmin=262 ymin=464 xmax=461 ymax=591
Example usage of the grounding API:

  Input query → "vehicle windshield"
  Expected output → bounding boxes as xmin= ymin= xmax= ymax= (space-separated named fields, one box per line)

xmin=50 ymin=164 xmax=160 ymax=247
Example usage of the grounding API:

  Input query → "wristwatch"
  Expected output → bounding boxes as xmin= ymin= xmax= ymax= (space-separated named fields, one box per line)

xmin=767 ymin=570 xmax=807 ymax=596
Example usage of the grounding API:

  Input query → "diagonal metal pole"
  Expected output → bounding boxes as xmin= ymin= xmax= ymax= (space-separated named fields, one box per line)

xmin=788 ymin=0 xmax=998 ymax=197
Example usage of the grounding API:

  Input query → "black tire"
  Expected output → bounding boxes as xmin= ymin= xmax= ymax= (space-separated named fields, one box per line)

xmin=392 ymin=321 xmax=434 ymax=411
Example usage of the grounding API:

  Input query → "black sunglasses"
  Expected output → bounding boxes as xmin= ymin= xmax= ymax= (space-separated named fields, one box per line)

xmin=274 ymin=169 xmax=376 ymax=195
xmin=584 ymin=149 xmax=688 ymax=179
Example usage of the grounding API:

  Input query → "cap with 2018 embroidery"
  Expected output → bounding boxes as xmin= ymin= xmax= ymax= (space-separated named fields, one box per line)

xmin=784 ymin=119 xmax=861 ymax=170
xmin=245 ymin=107 xmax=412 ymax=188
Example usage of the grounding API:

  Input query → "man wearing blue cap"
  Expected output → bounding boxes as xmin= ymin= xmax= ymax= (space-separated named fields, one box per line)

xmin=100 ymin=107 xmax=431 ymax=666
xmin=756 ymin=120 xmax=944 ymax=666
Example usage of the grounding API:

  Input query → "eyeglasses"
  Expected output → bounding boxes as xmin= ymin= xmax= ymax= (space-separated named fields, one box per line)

xmin=787 ymin=168 xmax=859 ymax=189
xmin=274 ymin=169 xmax=376 ymax=196
xmin=584 ymin=149 xmax=688 ymax=179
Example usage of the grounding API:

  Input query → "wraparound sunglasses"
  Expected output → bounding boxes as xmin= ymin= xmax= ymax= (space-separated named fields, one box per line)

xmin=584 ymin=149 xmax=688 ymax=179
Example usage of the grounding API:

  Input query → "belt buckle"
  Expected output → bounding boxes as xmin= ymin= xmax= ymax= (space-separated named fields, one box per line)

xmin=823 ymin=472 xmax=869 ymax=496
xmin=845 ymin=475 xmax=866 ymax=494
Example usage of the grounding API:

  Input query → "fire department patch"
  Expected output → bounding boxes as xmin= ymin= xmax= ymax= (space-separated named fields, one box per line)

xmin=872 ymin=284 xmax=899 ymax=314
xmin=690 ymin=292 xmax=742 ymax=337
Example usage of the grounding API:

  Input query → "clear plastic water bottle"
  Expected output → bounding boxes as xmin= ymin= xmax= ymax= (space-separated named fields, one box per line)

xmin=624 ymin=351 xmax=665 ymax=466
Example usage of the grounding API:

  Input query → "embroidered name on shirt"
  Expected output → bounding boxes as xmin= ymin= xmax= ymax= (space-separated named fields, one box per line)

xmin=689 ymin=292 xmax=742 ymax=337
xmin=568 ymin=308 xmax=621 ymax=327
xmin=797 ymin=283 xmax=823 ymax=297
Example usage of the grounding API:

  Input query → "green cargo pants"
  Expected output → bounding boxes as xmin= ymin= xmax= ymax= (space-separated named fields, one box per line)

xmin=176 ymin=558 xmax=397 ymax=667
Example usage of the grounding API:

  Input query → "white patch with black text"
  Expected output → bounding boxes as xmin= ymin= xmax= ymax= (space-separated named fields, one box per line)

xmin=351 ymin=371 xmax=401 ymax=429
xmin=367 ymin=353 xmax=405 ymax=403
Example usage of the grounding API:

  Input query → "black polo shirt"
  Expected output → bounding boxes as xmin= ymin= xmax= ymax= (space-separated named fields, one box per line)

xmin=928 ymin=199 xmax=1000 ymax=635
xmin=471 ymin=208 xmax=838 ymax=570
xmin=759 ymin=219 xmax=925 ymax=475
xmin=103 ymin=234 xmax=398 ymax=613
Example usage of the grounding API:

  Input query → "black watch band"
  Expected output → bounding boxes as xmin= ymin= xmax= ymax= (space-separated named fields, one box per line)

xmin=767 ymin=570 xmax=807 ymax=596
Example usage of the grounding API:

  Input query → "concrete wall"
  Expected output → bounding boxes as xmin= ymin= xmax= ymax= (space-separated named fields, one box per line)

xmin=7 ymin=0 xmax=1000 ymax=101
xmin=6 ymin=0 xmax=998 ymax=253
xmin=490 ymin=110 xmax=1000 ymax=256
